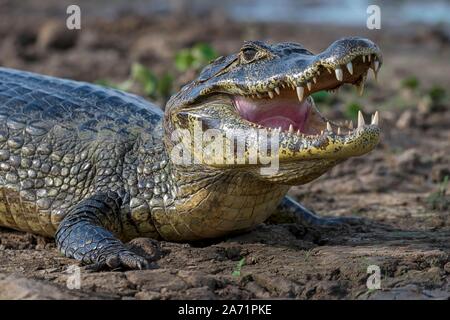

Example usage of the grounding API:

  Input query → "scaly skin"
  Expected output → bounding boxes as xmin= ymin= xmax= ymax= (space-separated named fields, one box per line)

xmin=0 ymin=38 xmax=382 ymax=269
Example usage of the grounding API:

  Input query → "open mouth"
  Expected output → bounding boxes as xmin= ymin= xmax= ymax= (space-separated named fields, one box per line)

xmin=233 ymin=52 xmax=381 ymax=137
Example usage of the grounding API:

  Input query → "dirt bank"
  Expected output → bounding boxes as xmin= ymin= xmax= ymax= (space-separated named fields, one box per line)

xmin=0 ymin=1 xmax=449 ymax=299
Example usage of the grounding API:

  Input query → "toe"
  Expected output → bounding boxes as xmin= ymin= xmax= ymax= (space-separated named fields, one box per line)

xmin=118 ymin=251 xmax=150 ymax=270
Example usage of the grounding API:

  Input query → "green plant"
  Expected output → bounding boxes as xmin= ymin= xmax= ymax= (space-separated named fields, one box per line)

xmin=311 ymin=91 xmax=330 ymax=104
xmin=427 ymin=175 xmax=449 ymax=211
xmin=97 ymin=43 xmax=217 ymax=102
xmin=401 ymin=76 xmax=420 ymax=90
xmin=232 ymin=258 xmax=246 ymax=277
xmin=131 ymin=62 xmax=158 ymax=96
xmin=427 ymin=85 xmax=446 ymax=103
xmin=344 ymin=102 xmax=362 ymax=120
xmin=131 ymin=63 xmax=174 ymax=100
xmin=175 ymin=43 xmax=218 ymax=72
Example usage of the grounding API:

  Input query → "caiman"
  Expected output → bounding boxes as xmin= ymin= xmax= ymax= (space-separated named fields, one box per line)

xmin=0 ymin=38 xmax=382 ymax=270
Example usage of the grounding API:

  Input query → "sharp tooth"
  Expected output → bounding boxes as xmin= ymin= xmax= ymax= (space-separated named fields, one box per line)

xmin=289 ymin=124 xmax=294 ymax=133
xmin=368 ymin=55 xmax=371 ymax=62
xmin=320 ymin=130 xmax=324 ymax=135
xmin=349 ymin=120 xmax=354 ymax=129
xmin=362 ymin=55 xmax=366 ymax=63
xmin=346 ymin=61 xmax=353 ymax=75
xmin=278 ymin=126 xmax=282 ymax=132
xmin=327 ymin=68 xmax=332 ymax=74
xmin=274 ymin=87 xmax=281 ymax=95
xmin=372 ymin=111 xmax=379 ymax=125
xmin=371 ymin=68 xmax=378 ymax=82
xmin=268 ymin=91 xmax=274 ymax=99
xmin=317 ymin=70 xmax=321 ymax=76
xmin=337 ymin=127 xmax=341 ymax=135
xmin=335 ymin=67 xmax=343 ymax=82
xmin=373 ymin=60 xmax=379 ymax=71
xmin=281 ymin=83 xmax=286 ymax=89
xmin=326 ymin=122 xmax=332 ymax=132
xmin=357 ymin=81 xmax=365 ymax=96
xmin=357 ymin=111 xmax=365 ymax=128
xmin=307 ymin=82 xmax=312 ymax=91
xmin=297 ymin=129 xmax=301 ymax=135
xmin=296 ymin=86 xmax=304 ymax=101
xmin=372 ymin=60 xmax=380 ymax=82
xmin=313 ymin=77 xmax=317 ymax=84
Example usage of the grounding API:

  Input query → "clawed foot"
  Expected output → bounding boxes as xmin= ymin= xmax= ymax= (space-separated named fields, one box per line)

xmin=85 ymin=249 xmax=151 ymax=271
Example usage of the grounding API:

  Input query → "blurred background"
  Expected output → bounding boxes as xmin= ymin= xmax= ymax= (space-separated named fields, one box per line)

xmin=0 ymin=0 xmax=449 ymax=299
xmin=0 ymin=0 xmax=448 ymax=215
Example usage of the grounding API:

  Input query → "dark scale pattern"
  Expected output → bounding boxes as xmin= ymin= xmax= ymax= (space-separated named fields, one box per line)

xmin=0 ymin=67 xmax=163 ymax=269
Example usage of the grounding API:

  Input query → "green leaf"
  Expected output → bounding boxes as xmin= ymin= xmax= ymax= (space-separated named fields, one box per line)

xmin=192 ymin=43 xmax=218 ymax=64
xmin=311 ymin=91 xmax=330 ymax=104
xmin=175 ymin=43 xmax=218 ymax=72
xmin=344 ymin=102 xmax=362 ymax=120
xmin=428 ymin=85 xmax=446 ymax=102
xmin=401 ymin=76 xmax=420 ymax=90
xmin=157 ymin=73 xmax=174 ymax=99
xmin=231 ymin=258 xmax=245 ymax=277
xmin=131 ymin=63 xmax=157 ymax=96
xmin=237 ymin=257 xmax=245 ymax=268
xmin=175 ymin=49 xmax=195 ymax=72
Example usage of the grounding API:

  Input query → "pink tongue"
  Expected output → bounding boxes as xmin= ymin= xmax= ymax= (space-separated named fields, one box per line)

xmin=234 ymin=95 xmax=311 ymax=133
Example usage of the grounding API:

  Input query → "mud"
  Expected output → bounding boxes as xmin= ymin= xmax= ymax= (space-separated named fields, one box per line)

xmin=0 ymin=0 xmax=449 ymax=299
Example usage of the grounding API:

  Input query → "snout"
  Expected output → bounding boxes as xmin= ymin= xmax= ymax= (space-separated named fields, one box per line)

xmin=317 ymin=37 xmax=382 ymax=66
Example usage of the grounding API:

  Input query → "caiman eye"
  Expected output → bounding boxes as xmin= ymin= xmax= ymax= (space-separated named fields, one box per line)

xmin=242 ymin=48 xmax=258 ymax=62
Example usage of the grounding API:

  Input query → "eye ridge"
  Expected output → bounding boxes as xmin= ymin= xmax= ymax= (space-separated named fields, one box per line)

xmin=242 ymin=47 xmax=258 ymax=62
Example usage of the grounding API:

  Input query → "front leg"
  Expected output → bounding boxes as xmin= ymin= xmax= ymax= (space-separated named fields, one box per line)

xmin=55 ymin=191 xmax=149 ymax=270
xmin=277 ymin=195 xmax=361 ymax=227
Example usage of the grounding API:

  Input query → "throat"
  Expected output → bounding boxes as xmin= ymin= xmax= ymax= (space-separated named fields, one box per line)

xmin=152 ymin=170 xmax=289 ymax=241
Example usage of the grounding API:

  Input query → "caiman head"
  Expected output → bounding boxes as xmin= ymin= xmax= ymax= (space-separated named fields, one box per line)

xmin=165 ymin=37 xmax=382 ymax=185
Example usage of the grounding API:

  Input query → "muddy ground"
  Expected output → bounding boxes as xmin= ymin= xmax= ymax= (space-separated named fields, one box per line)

xmin=0 ymin=1 xmax=449 ymax=299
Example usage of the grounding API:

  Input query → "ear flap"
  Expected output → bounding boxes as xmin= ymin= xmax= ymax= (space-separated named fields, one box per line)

xmin=197 ymin=54 xmax=238 ymax=82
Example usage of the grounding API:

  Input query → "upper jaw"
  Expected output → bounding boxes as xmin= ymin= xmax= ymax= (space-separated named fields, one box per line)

xmin=239 ymin=49 xmax=381 ymax=102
